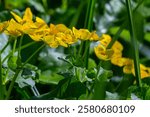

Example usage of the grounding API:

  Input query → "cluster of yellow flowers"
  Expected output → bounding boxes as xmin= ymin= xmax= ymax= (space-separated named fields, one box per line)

xmin=0 ymin=7 xmax=150 ymax=79
xmin=94 ymin=34 xmax=150 ymax=79
xmin=0 ymin=8 xmax=99 ymax=48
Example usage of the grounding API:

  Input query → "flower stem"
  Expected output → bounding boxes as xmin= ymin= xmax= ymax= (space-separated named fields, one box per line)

xmin=1 ymin=41 xmax=9 ymax=53
xmin=5 ymin=44 xmax=45 ymax=99
xmin=12 ymin=38 xmax=17 ymax=56
xmin=5 ymin=69 xmax=20 ymax=99
xmin=107 ymin=0 xmax=144 ymax=49
xmin=126 ymin=0 xmax=142 ymax=88
xmin=0 ymin=51 xmax=4 ymax=99
xmin=83 ymin=0 xmax=97 ymax=68
xmin=2 ymin=41 xmax=36 ymax=64
xmin=22 ymin=44 xmax=45 ymax=66
xmin=18 ymin=35 xmax=24 ymax=57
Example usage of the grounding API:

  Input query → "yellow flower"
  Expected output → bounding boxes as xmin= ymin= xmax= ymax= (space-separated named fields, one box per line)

xmin=28 ymin=17 xmax=49 ymax=41
xmin=55 ymin=29 xmax=77 ymax=47
xmin=123 ymin=64 xmax=133 ymax=74
xmin=131 ymin=64 xmax=150 ymax=79
xmin=0 ymin=21 xmax=8 ymax=33
xmin=72 ymin=27 xmax=99 ymax=41
xmin=123 ymin=60 xmax=133 ymax=74
xmin=43 ymin=24 xmax=77 ymax=48
xmin=72 ymin=27 xmax=90 ymax=40
xmin=94 ymin=34 xmax=123 ymax=61
xmin=34 ymin=17 xmax=48 ymax=29
xmin=43 ymin=35 xmax=59 ymax=48
xmin=111 ymin=57 xmax=126 ymax=67
xmin=49 ymin=24 xmax=68 ymax=35
xmin=89 ymin=31 xmax=100 ymax=41
xmin=100 ymin=34 xmax=112 ymax=47
xmin=112 ymin=41 xmax=123 ymax=52
xmin=55 ymin=24 xmax=69 ymax=32
xmin=11 ymin=7 xmax=33 ymax=24
xmin=121 ymin=60 xmax=150 ymax=79
xmin=5 ymin=19 xmax=22 ymax=36
xmin=94 ymin=43 xmax=114 ymax=60
xmin=10 ymin=7 xmax=37 ymax=36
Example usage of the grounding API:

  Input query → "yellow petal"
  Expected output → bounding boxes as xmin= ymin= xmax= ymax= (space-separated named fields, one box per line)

xmin=111 ymin=57 xmax=128 ymax=67
xmin=43 ymin=35 xmax=59 ymax=48
xmin=36 ymin=17 xmax=46 ymax=24
xmin=89 ymin=31 xmax=100 ymax=41
xmin=0 ymin=21 xmax=8 ymax=33
xmin=28 ymin=33 xmax=42 ymax=41
xmin=94 ymin=44 xmax=113 ymax=60
xmin=10 ymin=11 xmax=22 ymax=23
xmin=23 ymin=8 xmax=33 ymax=22
xmin=5 ymin=19 xmax=22 ymax=36
xmin=56 ymin=24 xmax=68 ymax=32
xmin=140 ymin=70 xmax=150 ymax=79
xmin=100 ymin=34 xmax=112 ymax=47
xmin=112 ymin=41 xmax=123 ymax=52
xmin=123 ymin=65 xmax=133 ymax=74
xmin=72 ymin=27 xmax=90 ymax=40
xmin=49 ymin=24 xmax=58 ymax=34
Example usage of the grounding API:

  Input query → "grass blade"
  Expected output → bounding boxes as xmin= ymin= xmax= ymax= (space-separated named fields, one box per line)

xmin=126 ymin=0 xmax=142 ymax=88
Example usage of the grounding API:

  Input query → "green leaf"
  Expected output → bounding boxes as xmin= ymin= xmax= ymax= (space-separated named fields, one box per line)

xmin=145 ymin=87 xmax=150 ymax=100
xmin=109 ymin=27 xmax=130 ymax=42
xmin=7 ymin=56 xmax=18 ymax=71
xmin=64 ymin=81 xmax=86 ymax=99
xmin=88 ymin=58 xmax=97 ymax=69
xmin=116 ymin=74 xmax=134 ymax=95
xmin=39 ymin=70 xmax=64 ymax=84
xmin=133 ymin=11 xmax=144 ymax=42
xmin=144 ymin=33 xmax=150 ymax=42
xmin=57 ymin=78 xmax=71 ymax=98
xmin=87 ymin=68 xmax=97 ymax=79
xmin=74 ymin=67 xmax=88 ymax=83
xmin=92 ymin=68 xmax=113 ymax=100
xmin=105 ymin=91 xmax=120 ymax=100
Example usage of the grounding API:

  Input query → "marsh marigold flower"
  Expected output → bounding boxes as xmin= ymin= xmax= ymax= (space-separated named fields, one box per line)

xmin=5 ymin=19 xmax=22 ymax=36
xmin=43 ymin=24 xmax=77 ymax=48
xmin=94 ymin=34 xmax=122 ymax=61
xmin=94 ymin=43 xmax=114 ymax=60
xmin=8 ymin=7 xmax=37 ymax=36
xmin=72 ymin=27 xmax=99 ymax=41
xmin=28 ymin=17 xmax=49 ymax=41
xmin=0 ymin=21 xmax=8 ymax=33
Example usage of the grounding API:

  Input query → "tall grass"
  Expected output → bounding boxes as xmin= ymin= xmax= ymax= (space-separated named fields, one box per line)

xmin=125 ymin=0 xmax=142 ymax=88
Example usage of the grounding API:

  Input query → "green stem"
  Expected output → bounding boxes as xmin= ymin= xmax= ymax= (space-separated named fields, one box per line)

xmin=12 ymin=38 xmax=17 ymax=56
xmin=77 ymin=41 xmax=84 ymax=58
xmin=5 ymin=69 xmax=20 ymax=99
xmin=107 ymin=22 xmax=126 ymax=49
xmin=1 ymin=42 xmax=9 ymax=53
xmin=2 ymin=41 xmax=36 ymax=64
xmin=126 ymin=0 xmax=142 ymax=88
xmin=107 ymin=0 xmax=144 ymax=49
xmin=5 ymin=44 xmax=45 ymax=99
xmin=69 ymin=0 xmax=86 ymax=28
xmin=82 ymin=41 xmax=90 ymax=60
xmin=0 ymin=51 xmax=4 ymax=99
xmin=22 ymin=44 xmax=45 ymax=66
xmin=18 ymin=35 xmax=24 ymax=57
xmin=96 ymin=61 xmax=102 ymax=78
xmin=83 ymin=0 xmax=97 ymax=68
